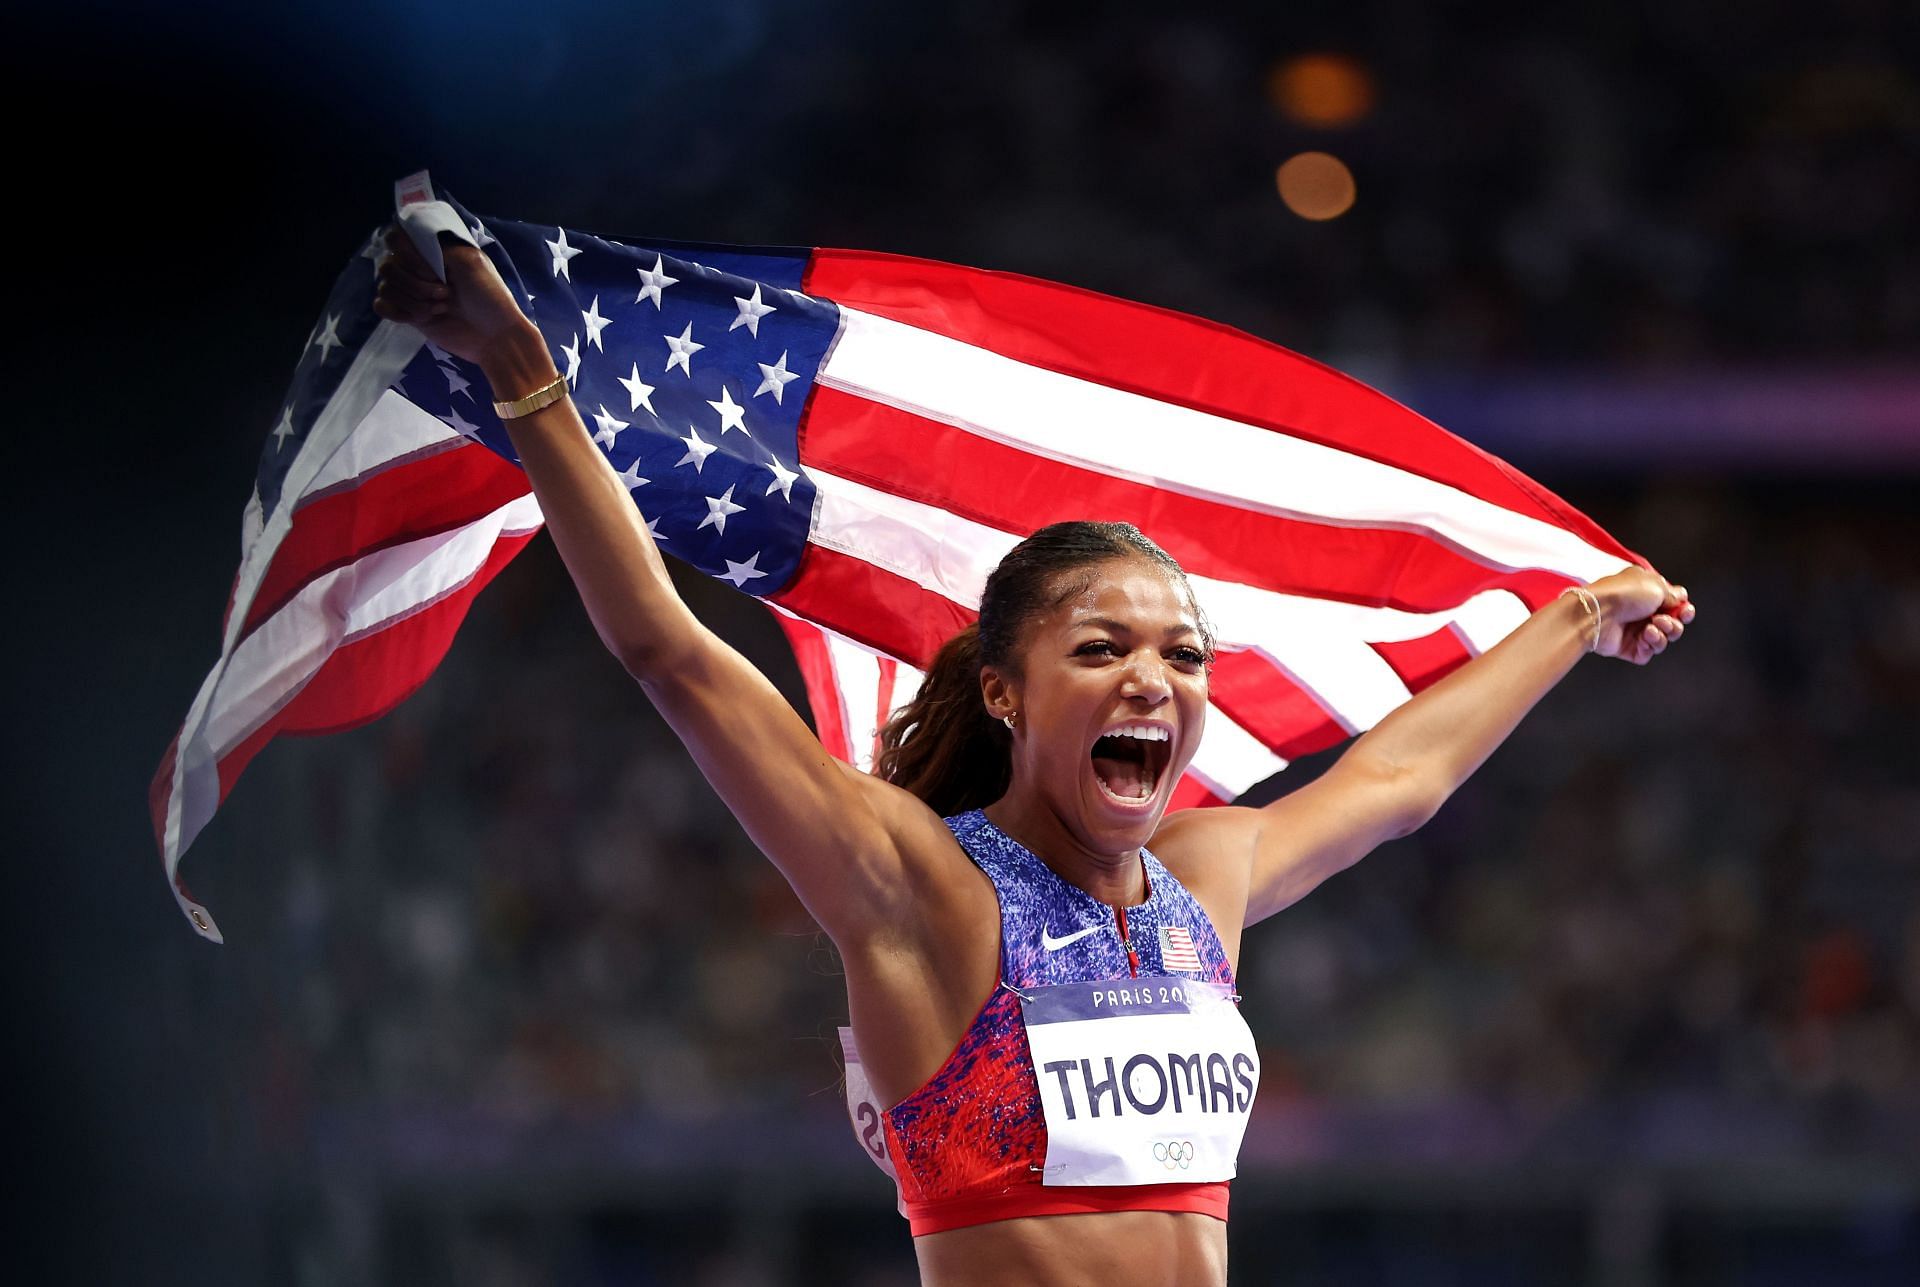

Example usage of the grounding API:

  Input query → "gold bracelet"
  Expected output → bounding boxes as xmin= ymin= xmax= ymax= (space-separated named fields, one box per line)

xmin=1560 ymin=585 xmax=1602 ymax=653
xmin=492 ymin=373 xmax=568 ymax=421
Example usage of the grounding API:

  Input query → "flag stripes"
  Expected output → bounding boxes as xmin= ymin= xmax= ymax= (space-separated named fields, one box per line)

xmin=157 ymin=185 xmax=1641 ymax=941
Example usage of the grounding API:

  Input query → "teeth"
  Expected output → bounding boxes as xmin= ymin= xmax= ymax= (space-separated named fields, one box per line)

xmin=1103 ymin=724 xmax=1170 ymax=742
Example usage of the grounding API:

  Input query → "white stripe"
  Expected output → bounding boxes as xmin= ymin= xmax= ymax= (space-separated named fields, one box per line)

xmin=199 ymin=491 xmax=544 ymax=758
xmin=819 ymin=308 xmax=1631 ymax=583
xmin=165 ymin=319 xmax=430 ymax=940
xmin=807 ymin=469 xmax=1542 ymax=732
xmin=166 ymin=492 xmax=543 ymax=936
xmin=305 ymin=390 xmax=467 ymax=496
xmin=825 ymin=631 xmax=885 ymax=773
xmin=1186 ymin=703 xmax=1289 ymax=798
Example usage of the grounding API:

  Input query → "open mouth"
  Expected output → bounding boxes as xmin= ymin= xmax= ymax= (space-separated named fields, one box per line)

xmin=1089 ymin=725 xmax=1173 ymax=806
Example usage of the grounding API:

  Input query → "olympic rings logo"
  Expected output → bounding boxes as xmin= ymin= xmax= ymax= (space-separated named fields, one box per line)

xmin=1152 ymin=1140 xmax=1196 ymax=1170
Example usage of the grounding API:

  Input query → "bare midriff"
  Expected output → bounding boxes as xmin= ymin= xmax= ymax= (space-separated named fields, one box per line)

xmin=915 ymin=1208 xmax=1227 ymax=1287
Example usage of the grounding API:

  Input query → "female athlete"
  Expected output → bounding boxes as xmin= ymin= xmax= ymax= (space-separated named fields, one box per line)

xmin=374 ymin=229 xmax=1694 ymax=1286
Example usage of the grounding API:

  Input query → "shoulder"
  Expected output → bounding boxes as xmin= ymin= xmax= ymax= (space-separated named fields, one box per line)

xmin=1147 ymin=807 xmax=1260 ymax=939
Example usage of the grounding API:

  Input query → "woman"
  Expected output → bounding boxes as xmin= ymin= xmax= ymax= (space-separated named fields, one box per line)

xmin=374 ymin=230 xmax=1693 ymax=1285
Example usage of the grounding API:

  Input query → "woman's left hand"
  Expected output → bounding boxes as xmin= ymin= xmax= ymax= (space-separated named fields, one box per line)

xmin=1586 ymin=567 xmax=1696 ymax=665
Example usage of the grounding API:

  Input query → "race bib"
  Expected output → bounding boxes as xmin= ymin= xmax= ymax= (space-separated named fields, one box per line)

xmin=1020 ymin=977 xmax=1259 ymax=1187
xmin=838 ymin=1027 xmax=900 ymax=1186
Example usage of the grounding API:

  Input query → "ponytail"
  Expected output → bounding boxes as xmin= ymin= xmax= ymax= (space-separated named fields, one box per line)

xmin=875 ymin=624 xmax=1011 ymax=818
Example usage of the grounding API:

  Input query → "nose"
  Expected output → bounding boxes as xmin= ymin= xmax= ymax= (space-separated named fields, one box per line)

xmin=1119 ymin=649 xmax=1172 ymax=706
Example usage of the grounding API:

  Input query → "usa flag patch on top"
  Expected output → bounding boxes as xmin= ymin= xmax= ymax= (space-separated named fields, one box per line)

xmin=1160 ymin=924 xmax=1203 ymax=973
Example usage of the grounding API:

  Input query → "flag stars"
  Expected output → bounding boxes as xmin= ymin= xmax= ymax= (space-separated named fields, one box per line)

xmin=562 ymin=333 xmax=582 ymax=388
xmin=271 ymin=405 xmax=296 ymax=452
xmin=614 ymin=457 xmax=650 ymax=491
xmin=676 ymin=425 xmax=718 ymax=472
xmin=581 ymin=295 xmax=612 ymax=351
xmin=618 ymin=362 xmax=657 ymax=415
xmin=697 ymin=484 xmax=746 ymax=536
xmin=730 ymin=284 xmax=777 ymax=338
xmin=664 ymin=322 xmax=704 ymax=376
xmin=636 ymin=254 xmax=678 ymax=309
xmin=311 ymin=313 xmax=343 ymax=363
xmin=546 ymin=226 xmax=582 ymax=280
xmin=754 ymin=350 xmax=800 ymax=405
xmin=764 ymin=454 xmax=799 ymax=502
xmin=707 ymin=385 xmax=749 ymax=437
xmin=719 ymin=552 xmax=768 ymax=588
xmin=590 ymin=405 xmax=630 ymax=450
xmin=441 ymin=363 xmax=472 ymax=399
xmin=470 ymin=221 xmax=497 ymax=248
xmin=439 ymin=406 xmax=480 ymax=438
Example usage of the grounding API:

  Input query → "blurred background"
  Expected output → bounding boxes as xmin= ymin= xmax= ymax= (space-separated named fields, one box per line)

xmin=12 ymin=0 xmax=1919 ymax=1283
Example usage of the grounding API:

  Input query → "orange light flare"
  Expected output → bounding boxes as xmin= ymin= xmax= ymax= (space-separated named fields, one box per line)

xmin=1267 ymin=53 xmax=1376 ymax=128
xmin=1276 ymin=151 xmax=1356 ymax=222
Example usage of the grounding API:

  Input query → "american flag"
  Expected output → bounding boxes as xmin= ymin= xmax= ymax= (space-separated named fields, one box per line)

xmin=1159 ymin=925 xmax=1204 ymax=975
xmin=151 ymin=174 xmax=1638 ymax=940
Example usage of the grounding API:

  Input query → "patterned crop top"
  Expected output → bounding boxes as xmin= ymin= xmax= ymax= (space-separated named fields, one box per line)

xmin=839 ymin=810 xmax=1252 ymax=1237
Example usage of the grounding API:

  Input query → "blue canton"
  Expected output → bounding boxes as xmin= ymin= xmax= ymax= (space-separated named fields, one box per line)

xmin=266 ymin=189 xmax=836 ymax=596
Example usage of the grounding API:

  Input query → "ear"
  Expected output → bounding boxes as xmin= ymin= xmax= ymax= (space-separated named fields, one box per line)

xmin=979 ymin=664 xmax=1019 ymax=726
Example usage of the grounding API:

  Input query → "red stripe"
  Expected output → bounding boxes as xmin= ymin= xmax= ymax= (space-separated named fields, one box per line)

xmin=1208 ymin=650 xmax=1353 ymax=763
xmin=209 ymin=528 xmax=538 ymax=805
xmin=802 ymin=388 xmax=1575 ymax=613
xmin=1370 ymin=626 xmax=1475 ymax=693
xmin=770 ymin=543 xmax=974 ymax=666
xmin=1166 ymin=773 xmax=1227 ymax=812
xmin=242 ymin=443 xmax=532 ymax=639
xmin=148 ymin=731 xmax=181 ymax=855
xmin=806 ymin=249 xmax=1640 ymax=566
xmin=873 ymin=656 xmax=899 ymax=765
xmin=771 ymin=611 xmax=851 ymax=760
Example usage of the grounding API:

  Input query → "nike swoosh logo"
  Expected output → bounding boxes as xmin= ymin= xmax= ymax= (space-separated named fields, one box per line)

xmin=1041 ymin=924 xmax=1099 ymax=952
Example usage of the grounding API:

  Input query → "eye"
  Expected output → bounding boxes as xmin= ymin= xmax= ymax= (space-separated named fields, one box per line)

xmin=1168 ymin=646 xmax=1209 ymax=670
xmin=1074 ymin=639 xmax=1118 ymax=657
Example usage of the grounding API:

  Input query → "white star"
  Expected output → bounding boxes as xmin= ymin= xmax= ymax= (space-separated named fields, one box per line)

xmin=470 ymin=221 xmax=496 ymax=248
xmin=562 ymin=333 xmax=581 ymax=388
xmin=643 ymin=514 xmax=668 ymax=541
xmin=614 ymin=457 xmax=650 ymax=491
xmin=312 ymin=314 xmax=343 ymax=363
xmin=697 ymin=484 xmax=746 ymax=536
xmin=581 ymin=295 xmax=611 ymax=351
xmin=753 ymin=350 xmax=801 ymax=404
xmin=441 ymin=363 xmax=472 ymax=399
xmin=707 ymin=385 xmax=749 ymax=437
xmin=438 ymin=406 xmax=480 ymax=438
xmin=730 ymin=284 xmax=777 ymax=338
xmin=764 ymin=453 xmax=800 ymax=502
xmin=663 ymin=323 xmax=704 ymax=376
xmin=590 ymin=404 xmax=630 ymax=449
xmin=546 ymin=227 xmax=582 ymax=280
xmin=719 ymin=552 xmax=769 ymax=588
xmin=360 ymin=228 xmax=386 ymax=261
xmin=676 ymin=426 xmax=717 ymax=472
xmin=618 ymin=362 xmax=657 ymax=415
xmin=635 ymin=254 xmax=678 ymax=309
xmin=426 ymin=342 xmax=456 ymax=365
xmin=271 ymin=405 xmax=296 ymax=452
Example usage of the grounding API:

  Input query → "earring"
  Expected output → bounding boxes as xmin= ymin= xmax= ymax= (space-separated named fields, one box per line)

xmin=1002 ymin=713 xmax=1017 ymax=731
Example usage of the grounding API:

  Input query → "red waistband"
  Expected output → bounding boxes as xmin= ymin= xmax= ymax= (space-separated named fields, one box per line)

xmin=905 ymin=1180 xmax=1230 ymax=1238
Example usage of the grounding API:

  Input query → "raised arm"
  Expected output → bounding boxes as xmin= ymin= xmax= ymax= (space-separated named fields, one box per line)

xmin=372 ymin=231 xmax=961 ymax=944
xmin=1160 ymin=571 xmax=1694 ymax=930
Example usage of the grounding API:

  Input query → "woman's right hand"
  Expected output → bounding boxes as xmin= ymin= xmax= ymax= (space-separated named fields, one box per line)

xmin=371 ymin=227 xmax=539 ymax=371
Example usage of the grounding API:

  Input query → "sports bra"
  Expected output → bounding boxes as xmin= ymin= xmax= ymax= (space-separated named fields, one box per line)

xmin=840 ymin=810 xmax=1256 ymax=1236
